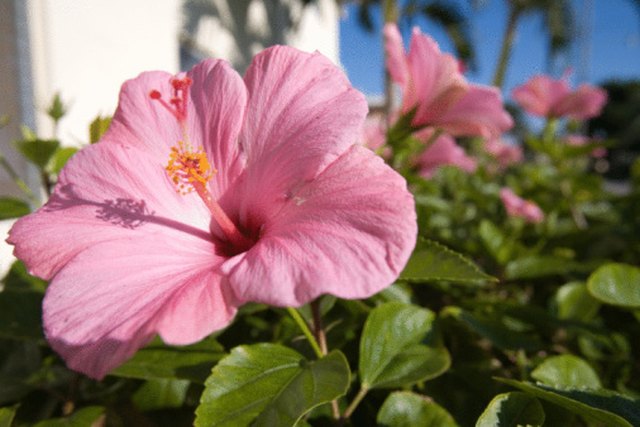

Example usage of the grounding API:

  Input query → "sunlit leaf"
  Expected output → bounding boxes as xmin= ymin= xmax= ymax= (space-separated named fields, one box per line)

xmin=587 ymin=263 xmax=640 ymax=308
xmin=401 ymin=239 xmax=496 ymax=285
xmin=0 ymin=198 xmax=30 ymax=220
xmin=476 ymin=392 xmax=545 ymax=427
xmin=195 ymin=344 xmax=350 ymax=427
xmin=360 ymin=302 xmax=449 ymax=389
xmin=13 ymin=139 xmax=60 ymax=170
xmin=377 ymin=391 xmax=458 ymax=427
xmin=531 ymin=355 xmax=602 ymax=390
xmin=112 ymin=336 xmax=225 ymax=383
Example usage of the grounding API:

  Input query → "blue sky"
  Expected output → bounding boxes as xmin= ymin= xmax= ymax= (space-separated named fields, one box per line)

xmin=339 ymin=0 xmax=640 ymax=99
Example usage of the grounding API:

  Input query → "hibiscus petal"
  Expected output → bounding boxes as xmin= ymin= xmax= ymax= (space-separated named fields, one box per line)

xmin=8 ymin=142 xmax=211 ymax=279
xmin=437 ymin=84 xmax=513 ymax=138
xmin=236 ymin=46 xmax=368 ymax=224
xmin=187 ymin=59 xmax=248 ymax=197
xmin=44 ymin=235 xmax=231 ymax=380
xmin=407 ymin=27 xmax=467 ymax=124
xmin=383 ymin=23 xmax=410 ymax=87
xmin=224 ymin=145 xmax=417 ymax=307
xmin=104 ymin=59 xmax=247 ymax=197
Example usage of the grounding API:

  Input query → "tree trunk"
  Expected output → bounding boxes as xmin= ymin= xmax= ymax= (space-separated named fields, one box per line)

xmin=492 ymin=5 xmax=521 ymax=89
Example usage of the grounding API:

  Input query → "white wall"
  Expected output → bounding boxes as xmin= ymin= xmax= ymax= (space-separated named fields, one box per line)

xmin=27 ymin=0 xmax=182 ymax=145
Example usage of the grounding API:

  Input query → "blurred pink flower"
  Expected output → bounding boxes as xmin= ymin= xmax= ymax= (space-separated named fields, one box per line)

xmin=384 ymin=24 xmax=513 ymax=138
xmin=415 ymin=131 xmax=477 ymax=178
xmin=484 ymin=138 xmax=523 ymax=168
xmin=565 ymin=134 xmax=607 ymax=158
xmin=8 ymin=48 xmax=417 ymax=379
xmin=512 ymin=75 xmax=607 ymax=120
xmin=500 ymin=188 xmax=544 ymax=224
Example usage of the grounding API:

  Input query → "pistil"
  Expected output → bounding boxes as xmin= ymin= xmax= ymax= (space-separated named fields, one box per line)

xmin=151 ymin=76 xmax=253 ymax=250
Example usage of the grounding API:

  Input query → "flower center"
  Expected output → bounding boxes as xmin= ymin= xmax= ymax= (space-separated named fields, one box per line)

xmin=150 ymin=76 xmax=253 ymax=252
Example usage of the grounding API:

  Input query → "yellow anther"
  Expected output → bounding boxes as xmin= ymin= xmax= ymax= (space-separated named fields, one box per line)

xmin=165 ymin=141 xmax=216 ymax=194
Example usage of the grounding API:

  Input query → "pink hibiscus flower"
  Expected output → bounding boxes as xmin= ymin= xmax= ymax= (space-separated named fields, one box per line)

xmin=8 ymin=47 xmax=417 ymax=379
xmin=383 ymin=24 xmax=513 ymax=138
xmin=512 ymin=75 xmax=608 ymax=120
xmin=484 ymin=138 xmax=523 ymax=168
xmin=500 ymin=188 xmax=544 ymax=224
xmin=415 ymin=131 xmax=477 ymax=178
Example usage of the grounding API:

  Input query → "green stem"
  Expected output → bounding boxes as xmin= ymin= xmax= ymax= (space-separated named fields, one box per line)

xmin=342 ymin=386 xmax=369 ymax=420
xmin=286 ymin=307 xmax=323 ymax=359
xmin=310 ymin=300 xmax=340 ymax=419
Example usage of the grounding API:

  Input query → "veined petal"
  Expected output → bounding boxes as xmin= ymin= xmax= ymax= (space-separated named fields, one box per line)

xmin=43 ymin=236 xmax=229 ymax=380
xmin=224 ymin=145 xmax=417 ymax=307
xmin=187 ymin=59 xmax=248 ymax=197
xmin=236 ymin=46 xmax=368 ymax=225
xmin=8 ymin=142 xmax=211 ymax=280
xmin=103 ymin=60 xmax=247 ymax=198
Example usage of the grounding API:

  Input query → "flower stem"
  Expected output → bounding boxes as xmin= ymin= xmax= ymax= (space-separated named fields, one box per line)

xmin=286 ymin=307 xmax=323 ymax=359
xmin=342 ymin=386 xmax=369 ymax=420
xmin=311 ymin=299 xmax=340 ymax=419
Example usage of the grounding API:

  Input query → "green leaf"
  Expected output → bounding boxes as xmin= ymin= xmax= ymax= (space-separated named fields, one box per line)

xmin=505 ymin=255 xmax=583 ymax=280
xmin=13 ymin=139 xmax=60 ymax=169
xmin=443 ymin=306 xmax=542 ymax=351
xmin=478 ymin=220 xmax=513 ymax=265
xmin=553 ymin=282 xmax=600 ymax=321
xmin=89 ymin=116 xmax=112 ymax=144
xmin=531 ymin=355 xmax=602 ymax=390
xmin=0 ymin=290 xmax=44 ymax=340
xmin=587 ymin=263 xmax=640 ymax=308
xmin=377 ymin=391 xmax=458 ymax=427
xmin=33 ymin=406 xmax=104 ymax=427
xmin=132 ymin=378 xmax=190 ymax=411
xmin=2 ymin=261 xmax=47 ymax=292
xmin=46 ymin=93 xmax=67 ymax=122
xmin=400 ymin=239 xmax=496 ymax=285
xmin=112 ymin=336 xmax=225 ymax=383
xmin=0 ymin=406 xmax=17 ymax=427
xmin=476 ymin=392 xmax=545 ymax=427
xmin=360 ymin=302 xmax=449 ymax=389
xmin=48 ymin=147 xmax=78 ymax=175
xmin=0 ymin=340 xmax=41 ymax=404
xmin=497 ymin=378 xmax=640 ymax=427
xmin=195 ymin=344 xmax=350 ymax=427
xmin=0 ymin=198 xmax=30 ymax=220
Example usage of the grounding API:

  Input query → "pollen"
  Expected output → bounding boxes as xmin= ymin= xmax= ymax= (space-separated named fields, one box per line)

xmin=165 ymin=141 xmax=216 ymax=194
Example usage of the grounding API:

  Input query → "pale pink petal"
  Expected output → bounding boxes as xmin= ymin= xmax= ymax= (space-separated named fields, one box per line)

xmin=236 ymin=46 xmax=368 ymax=225
xmin=416 ymin=133 xmax=477 ymax=178
xmin=512 ymin=75 xmax=570 ymax=117
xmin=103 ymin=60 xmax=247 ymax=199
xmin=484 ymin=138 xmax=523 ymax=168
xmin=437 ymin=84 xmax=513 ymax=138
xmin=223 ymin=145 xmax=417 ymax=307
xmin=554 ymin=84 xmax=608 ymax=120
xmin=187 ymin=59 xmax=248 ymax=197
xmin=8 ymin=142 xmax=211 ymax=279
xmin=44 ymin=235 xmax=231 ymax=379
xmin=407 ymin=28 xmax=467 ymax=124
xmin=500 ymin=188 xmax=544 ymax=224
xmin=383 ymin=23 xmax=410 ymax=87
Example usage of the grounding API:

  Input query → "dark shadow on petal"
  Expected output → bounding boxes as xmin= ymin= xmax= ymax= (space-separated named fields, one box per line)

xmin=45 ymin=184 xmax=212 ymax=242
